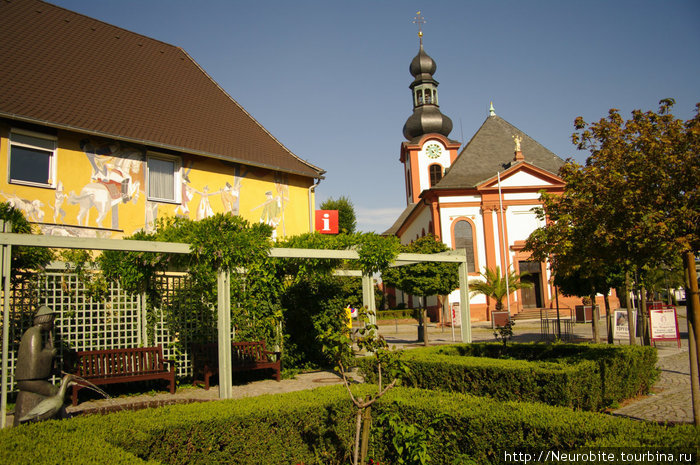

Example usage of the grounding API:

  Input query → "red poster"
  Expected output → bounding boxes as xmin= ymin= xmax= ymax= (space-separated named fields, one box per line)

xmin=315 ymin=210 xmax=339 ymax=234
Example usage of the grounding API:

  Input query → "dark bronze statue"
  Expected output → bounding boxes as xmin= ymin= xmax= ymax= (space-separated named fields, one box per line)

xmin=14 ymin=305 xmax=59 ymax=425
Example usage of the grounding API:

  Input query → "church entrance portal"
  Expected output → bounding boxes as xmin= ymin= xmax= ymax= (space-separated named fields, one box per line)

xmin=518 ymin=261 xmax=543 ymax=308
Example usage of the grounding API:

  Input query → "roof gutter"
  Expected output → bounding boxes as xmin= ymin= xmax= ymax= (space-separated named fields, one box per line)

xmin=0 ymin=112 xmax=326 ymax=180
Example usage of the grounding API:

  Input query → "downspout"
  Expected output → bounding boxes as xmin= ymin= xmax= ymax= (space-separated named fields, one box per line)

xmin=308 ymin=179 xmax=320 ymax=233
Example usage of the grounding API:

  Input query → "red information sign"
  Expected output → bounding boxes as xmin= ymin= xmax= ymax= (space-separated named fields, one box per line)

xmin=315 ymin=210 xmax=339 ymax=234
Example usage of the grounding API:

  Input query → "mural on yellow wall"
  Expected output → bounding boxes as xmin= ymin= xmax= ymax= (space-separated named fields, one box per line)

xmin=2 ymin=134 xmax=306 ymax=239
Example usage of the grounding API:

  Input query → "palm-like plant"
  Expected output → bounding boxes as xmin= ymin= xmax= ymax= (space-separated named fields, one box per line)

xmin=470 ymin=266 xmax=533 ymax=311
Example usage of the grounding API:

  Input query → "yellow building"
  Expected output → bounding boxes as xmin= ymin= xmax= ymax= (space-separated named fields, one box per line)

xmin=0 ymin=0 xmax=324 ymax=239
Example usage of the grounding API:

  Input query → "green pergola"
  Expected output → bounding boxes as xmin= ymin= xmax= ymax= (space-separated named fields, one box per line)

xmin=0 ymin=224 xmax=471 ymax=427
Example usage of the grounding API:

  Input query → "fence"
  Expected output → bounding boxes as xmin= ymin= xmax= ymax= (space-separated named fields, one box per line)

xmin=0 ymin=266 xmax=217 ymax=392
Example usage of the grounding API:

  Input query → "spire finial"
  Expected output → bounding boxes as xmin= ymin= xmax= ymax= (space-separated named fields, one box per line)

xmin=489 ymin=101 xmax=496 ymax=116
xmin=412 ymin=11 xmax=426 ymax=46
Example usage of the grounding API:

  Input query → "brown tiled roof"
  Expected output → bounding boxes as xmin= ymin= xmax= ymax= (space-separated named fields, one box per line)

xmin=0 ymin=0 xmax=324 ymax=178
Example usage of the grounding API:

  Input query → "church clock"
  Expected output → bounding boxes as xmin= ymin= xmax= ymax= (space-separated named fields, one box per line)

xmin=425 ymin=143 xmax=442 ymax=159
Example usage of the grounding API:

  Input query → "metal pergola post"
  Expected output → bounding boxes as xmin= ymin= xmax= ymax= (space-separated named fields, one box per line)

xmin=459 ymin=260 xmax=472 ymax=343
xmin=0 ymin=222 xmax=12 ymax=429
xmin=217 ymin=270 xmax=233 ymax=399
xmin=362 ymin=273 xmax=377 ymax=326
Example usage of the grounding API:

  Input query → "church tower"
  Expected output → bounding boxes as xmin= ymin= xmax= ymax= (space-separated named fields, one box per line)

xmin=400 ymin=13 xmax=460 ymax=206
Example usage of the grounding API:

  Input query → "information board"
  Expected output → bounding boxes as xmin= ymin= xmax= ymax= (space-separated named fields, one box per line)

xmin=649 ymin=306 xmax=680 ymax=348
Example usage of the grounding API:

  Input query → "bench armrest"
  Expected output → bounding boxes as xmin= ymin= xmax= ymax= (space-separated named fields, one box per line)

xmin=263 ymin=350 xmax=281 ymax=362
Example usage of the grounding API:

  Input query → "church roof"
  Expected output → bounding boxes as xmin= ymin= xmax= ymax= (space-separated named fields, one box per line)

xmin=0 ymin=0 xmax=324 ymax=179
xmin=433 ymin=114 xmax=565 ymax=189
xmin=381 ymin=202 xmax=420 ymax=236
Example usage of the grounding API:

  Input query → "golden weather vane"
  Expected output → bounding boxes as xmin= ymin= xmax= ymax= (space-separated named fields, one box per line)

xmin=412 ymin=11 xmax=426 ymax=45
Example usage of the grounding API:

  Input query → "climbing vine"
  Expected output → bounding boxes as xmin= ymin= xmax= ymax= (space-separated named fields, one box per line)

xmin=68 ymin=217 xmax=402 ymax=368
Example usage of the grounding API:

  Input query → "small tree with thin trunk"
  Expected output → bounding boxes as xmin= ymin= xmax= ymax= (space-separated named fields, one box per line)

xmin=382 ymin=235 xmax=459 ymax=346
xmin=320 ymin=306 xmax=405 ymax=465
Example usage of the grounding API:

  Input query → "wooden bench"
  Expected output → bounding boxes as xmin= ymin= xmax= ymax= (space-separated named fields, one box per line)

xmin=71 ymin=346 xmax=176 ymax=406
xmin=192 ymin=341 xmax=281 ymax=390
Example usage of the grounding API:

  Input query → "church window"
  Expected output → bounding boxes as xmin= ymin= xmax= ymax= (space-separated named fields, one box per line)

xmin=429 ymin=164 xmax=442 ymax=186
xmin=453 ymin=219 xmax=476 ymax=273
xmin=425 ymin=90 xmax=433 ymax=104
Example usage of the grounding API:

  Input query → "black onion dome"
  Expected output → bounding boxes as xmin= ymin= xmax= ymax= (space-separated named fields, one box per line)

xmin=403 ymin=106 xmax=453 ymax=140
xmin=403 ymin=44 xmax=453 ymax=140
xmin=409 ymin=45 xmax=437 ymax=81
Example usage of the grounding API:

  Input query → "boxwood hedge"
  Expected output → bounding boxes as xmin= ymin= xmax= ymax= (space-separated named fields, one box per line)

xmin=0 ymin=384 xmax=695 ymax=465
xmin=358 ymin=343 xmax=659 ymax=411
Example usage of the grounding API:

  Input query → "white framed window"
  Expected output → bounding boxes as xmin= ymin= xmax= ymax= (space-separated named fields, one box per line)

xmin=147 ymin=153 xmax=181 ymax=203
xmin=8 ymin=129 xmax=57 ymax=188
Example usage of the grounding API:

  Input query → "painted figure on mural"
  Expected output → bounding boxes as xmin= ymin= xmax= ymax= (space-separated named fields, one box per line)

xmin=273 ymin=173 xmax=289 ymax=237
xmin=68 ymin=139 xmax=143 ymax=229
xmin=144 ymin=201 xmax=159 ymax=233
xmin=174 ymin=163 xmax=194 ymax=217
xmin=256 ymin=191 xmax=280 ymax=233
xmin=220 ymin=178 xmax=242 ymax=216
xmin=195 ymin=185 xmax=220 ymax=220
xmin=252 ymin=173 xmax=289 ymax=239
xmin=14 ymin=306 xmax=59 ymax=426
xmin=52 ymin=181 xmax=67 ymax=223
xmin=0 ymin=193 xmax=45 ymax=222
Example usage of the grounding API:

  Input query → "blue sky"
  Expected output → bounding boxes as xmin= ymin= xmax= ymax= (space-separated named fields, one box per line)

xmin=49 ymin=0 xmax=700 ymax=233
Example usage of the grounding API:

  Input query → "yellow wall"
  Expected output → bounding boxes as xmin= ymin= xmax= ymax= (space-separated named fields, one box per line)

xmin=0 ymin=125 xmax=315 ymax=239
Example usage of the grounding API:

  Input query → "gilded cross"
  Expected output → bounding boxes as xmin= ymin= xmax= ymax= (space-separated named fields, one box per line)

xmin=412 ymin=11 xmax=426 ymax=45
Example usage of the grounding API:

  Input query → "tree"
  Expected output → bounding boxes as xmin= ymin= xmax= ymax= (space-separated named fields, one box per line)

xmin=555 ymin=99 xmax=699 ymax=421
xmin=320 ymin=306 xmax=405 ymax=465
xmin=320 ymin=196 xmax=357 ymax=234
xmin=525 ymin=173 xmax=625 ymax=345
xmin=382 ymin=235 xmax=459 ymax=346
xmin=469 ymin=266 xmax=532 ymax=313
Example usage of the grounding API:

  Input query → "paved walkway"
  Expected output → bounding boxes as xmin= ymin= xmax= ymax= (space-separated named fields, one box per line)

xmin=4 ymin=310 xmax=695 ymax=426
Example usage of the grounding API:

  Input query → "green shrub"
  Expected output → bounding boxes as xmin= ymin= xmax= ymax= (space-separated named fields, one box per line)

xmin=369 ymin=388 xmax=698 ymax=464
xmin=358 ymin=343 xmax=658 ymax=411
xmin=376 ymin=309 xmax=417 ymax=320
xmin=0 ymin=385 xmax=695 ymax=465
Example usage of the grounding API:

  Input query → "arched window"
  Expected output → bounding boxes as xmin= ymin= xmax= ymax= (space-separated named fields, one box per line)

xmin=429 ymin=164 xmax=442 ymax=187
xmin=453 ymin=220 xmax=476 ymax=273
xmin=416 ymin=89 xmax=424 ymax=105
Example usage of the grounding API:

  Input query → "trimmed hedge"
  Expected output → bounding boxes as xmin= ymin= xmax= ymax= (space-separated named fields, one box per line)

xmin=359 ymin=343 xmax=659 ymax=411
xmin=369 ymin=388 xmax=698 ymax=464
xmin=376 ymin=309 xmax=416 ymax=320
xmin=0 ymin=385 xmax=696 ymax=464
